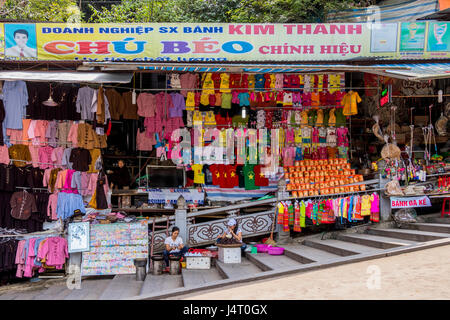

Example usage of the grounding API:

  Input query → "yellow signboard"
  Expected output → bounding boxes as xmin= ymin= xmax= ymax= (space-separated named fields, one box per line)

xmin=1 ymin=22 xmax=449 ymax=62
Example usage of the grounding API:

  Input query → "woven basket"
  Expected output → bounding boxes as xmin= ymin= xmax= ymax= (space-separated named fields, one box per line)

xmin=381 ymin=143 xmax=401 ymax=160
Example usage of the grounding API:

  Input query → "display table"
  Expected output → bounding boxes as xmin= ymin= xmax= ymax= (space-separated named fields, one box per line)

xmin=81 ymin=221 xmax=148 ymax=276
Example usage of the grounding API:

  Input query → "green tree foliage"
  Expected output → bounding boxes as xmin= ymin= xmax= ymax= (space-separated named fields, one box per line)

xmin=87 ymin=0 xmax=375 ymax=23
xmin=87 ymin=0 xmax=180 ymax=23
xmin=0 ymin=0 xmax=378 ymax=23
xmin=0 ymin=0 xmax=81 ymax=22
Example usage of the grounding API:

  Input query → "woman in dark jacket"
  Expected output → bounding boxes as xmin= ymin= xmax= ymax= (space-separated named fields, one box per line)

xmin=110 ymin=160 xmax=131 ymax=189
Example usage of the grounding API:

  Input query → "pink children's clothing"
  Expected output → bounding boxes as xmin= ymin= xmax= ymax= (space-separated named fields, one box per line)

xmin=63 ymin=169 xmax=77 ymax=194
xmin=29 ymin=145 xmax=40 ymax=168
xmin=136 ymin=130 xmax=155 ymax=151
xmin=38 ymin=146 xmax=54 ymax=169
xmin=0 ymin=145 xmax=10 ymax=164
xmin=137 ymin=93 xmax=156 ymax=117
xmin=15 ymin=240 xmax=26 ymax=278
xmin=312 ymin=127 xmax=319 ymax=144
xmin=6 ymin=129 xmax=22 ymax=144
xmin=37 ymin=237 xmax=69 ymax=270
xmin=283 ymin=147 xmax=295 ymax=166
xmin=47 ymin=193 xmax=58 ymax=220
xmin=336 ymin=127 xmax=349 ymax=147
xmin=67 ymin=123 xmax=78 ymax=148
xmin=371 ymin=193 xmax=380 ymax=213
xmin=51 ymin=147 xmax=64 ymax=168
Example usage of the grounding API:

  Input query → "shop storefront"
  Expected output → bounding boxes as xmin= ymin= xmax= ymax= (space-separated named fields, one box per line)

xmin=0 ymin=21 xmax=449 ymax=282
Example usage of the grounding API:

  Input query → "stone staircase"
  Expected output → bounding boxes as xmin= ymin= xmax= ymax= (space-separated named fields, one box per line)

xmin=2 ymin=216 xmax=450 ymax=300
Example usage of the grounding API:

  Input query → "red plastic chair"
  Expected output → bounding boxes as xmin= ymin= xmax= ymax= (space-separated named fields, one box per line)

xmin=442 ymin=198 xmax=450 ymax=217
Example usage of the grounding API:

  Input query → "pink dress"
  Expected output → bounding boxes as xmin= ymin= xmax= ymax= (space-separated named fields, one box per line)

xmin=371 ymin=193 xmax=380 ymax=213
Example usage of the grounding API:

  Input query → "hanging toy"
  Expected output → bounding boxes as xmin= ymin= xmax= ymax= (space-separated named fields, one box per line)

xmin=372 ymin=115 xmax=384 ymax=142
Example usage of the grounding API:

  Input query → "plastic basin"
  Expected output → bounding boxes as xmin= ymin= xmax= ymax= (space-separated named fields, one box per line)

xmin=268 ymin=246 xmax=285 ymax=255
xmin=255 ymin=244 xmax=269 ymax=253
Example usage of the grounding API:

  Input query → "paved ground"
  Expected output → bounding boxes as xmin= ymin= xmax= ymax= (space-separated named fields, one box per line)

xmin=173 ymin=244 xmax=450 ymax=300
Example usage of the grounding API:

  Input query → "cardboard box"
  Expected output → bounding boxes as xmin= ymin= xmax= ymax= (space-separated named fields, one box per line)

xmin=414 ymin=116 xmax=429 ymax=126
xmin=401 ymin=125 xmax=412 ymax=133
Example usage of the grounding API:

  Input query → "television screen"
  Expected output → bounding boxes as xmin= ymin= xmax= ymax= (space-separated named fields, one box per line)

xmin=147 ymin=166 xmax=185 ymax=188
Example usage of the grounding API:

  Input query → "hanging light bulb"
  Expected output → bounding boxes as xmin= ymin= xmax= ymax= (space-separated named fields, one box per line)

xmin=241 ymin=107 xmax=246 ymax=118
xmin=42 ymin=83 xmax=58 ymax=107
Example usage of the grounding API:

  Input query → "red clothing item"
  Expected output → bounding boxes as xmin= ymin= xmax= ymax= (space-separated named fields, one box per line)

xmin=289 ymin=74 xmax=300 ymax=88
xmin=230 ymin=74 xmax=241 ymax=89
xmin=218 ymin=164 xmax=230 ymax=188
xmin=211 ymin=73 xmax=221 ymax=93
xmin=227 ymin=165 xmax=239 ymax=188
xmin=194 ymin=92 xmax=201 ymax=107
xmin=264 ymin=74 xmax=272 ymax=89
xmin=209 ymin=164 xmax=222 ymax=186
xmin=241 ymin=74 xmax=249 ymax=92
xmin=254 ymin=165 xmax=269 ymax=187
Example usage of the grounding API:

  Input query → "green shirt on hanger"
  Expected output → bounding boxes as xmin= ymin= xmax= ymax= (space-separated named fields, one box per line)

xmin=243 ymin=164 xmax=260 ymax=190
xmin=335 ymin=108 xmax=346 ymax=127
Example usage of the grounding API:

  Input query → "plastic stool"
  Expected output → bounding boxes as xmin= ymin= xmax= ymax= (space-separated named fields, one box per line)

xmin=442 ymin=197 xmax=450 ymax=217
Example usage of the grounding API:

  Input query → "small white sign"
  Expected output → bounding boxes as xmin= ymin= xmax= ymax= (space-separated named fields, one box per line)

xmin=391 ymin=196 xmax=431 ymax=209
xmin=68 ymin=222 xmax=90 ymax=253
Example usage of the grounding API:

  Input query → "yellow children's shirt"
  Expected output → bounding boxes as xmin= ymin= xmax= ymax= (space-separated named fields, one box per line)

xmin=200 ymin=93 xmax=210 ymax=106
xmin=341 ymin=90 xmax=361 ymax=116
xmin=316 ymin=109 xmax=324 ymax=127
xmin=193 ymin=111 xmax=203 ymax=126
xmin=186 ymin=92 xmax=195 ymax=110
xmin=247 ymin=74 xmax=255 ymax=90
xmin=202 ymin=73 xmax=215 ymax=95
xmin=294 ymin=128 xmax=302 ymax=144
xmin=300 ymin=110 xmax=309 ymax=127
xmin=191 ymin=164 xmax=205 ymax=184
xmin=220 ymin=73 xmax=231 ymax=93
xmin=328 ymin=108 xmax=336 ymax=127
xmin=270 ymin=74 xmax=276 ymax=88
xmin=361 ymin=195 xmax=371 ymax=216
xmin=329 ymin=74 xmax=341 ymax=93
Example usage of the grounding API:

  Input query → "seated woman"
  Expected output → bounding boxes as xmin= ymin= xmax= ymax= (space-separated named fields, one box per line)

xmin=216 ymin=218 xmax=247 ymax=251
xmin=163 ymin=226 xmax=188 ymax=271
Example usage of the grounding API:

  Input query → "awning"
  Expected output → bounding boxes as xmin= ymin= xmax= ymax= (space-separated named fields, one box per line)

xmin=0 ymin=71 xmax=133 ymax=83
xmin=80 ymin=61 xmax=450 ymax=81
xmin=360 ymin=63 xmax=450 ymax=80
xmin=80 ymin=61 xmax=410 ymax=73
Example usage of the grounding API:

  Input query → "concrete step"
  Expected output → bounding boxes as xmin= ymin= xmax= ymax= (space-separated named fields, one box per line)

xmin=245 ymin=252 xmax=302 ymax=271
xmin=303 ymin=239 xmax=380 ymax=256
xmin=400 ymin=223 xmax=450 ymax=234
xmin=139 ymin=274 xmax=183 ymax=296
xmin=33 ymin=284 xmax=74 ymax=300
xmin=63 ymin=278 xmax=113 ymax=300
xmin=337 ymin=233 xmax=419 ymax=249
xmin=182 ymin=267 xmax=225 ymax=288
xmin=283 ymin=245 xmax=342 ymax=263
xmin=425 ymin=217 xmax=450 ymax=224
xmin=216 ymin=257 xmax=263 ymax=280
xmin=366 ymin=227 xmax=450 ymax=242
xmin=98 ymin=275 xmax=144 ymax=300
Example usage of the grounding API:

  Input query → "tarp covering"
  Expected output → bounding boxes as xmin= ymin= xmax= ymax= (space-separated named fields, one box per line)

xmin=0 ymin=71 xmax=133 ymax=83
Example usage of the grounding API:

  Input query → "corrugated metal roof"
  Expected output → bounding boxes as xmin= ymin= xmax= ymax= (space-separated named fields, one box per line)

xmin=361 ymin=62 xmax=450 ymax=80
xmin=327 ymin=0 xmax=439 ymax=22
